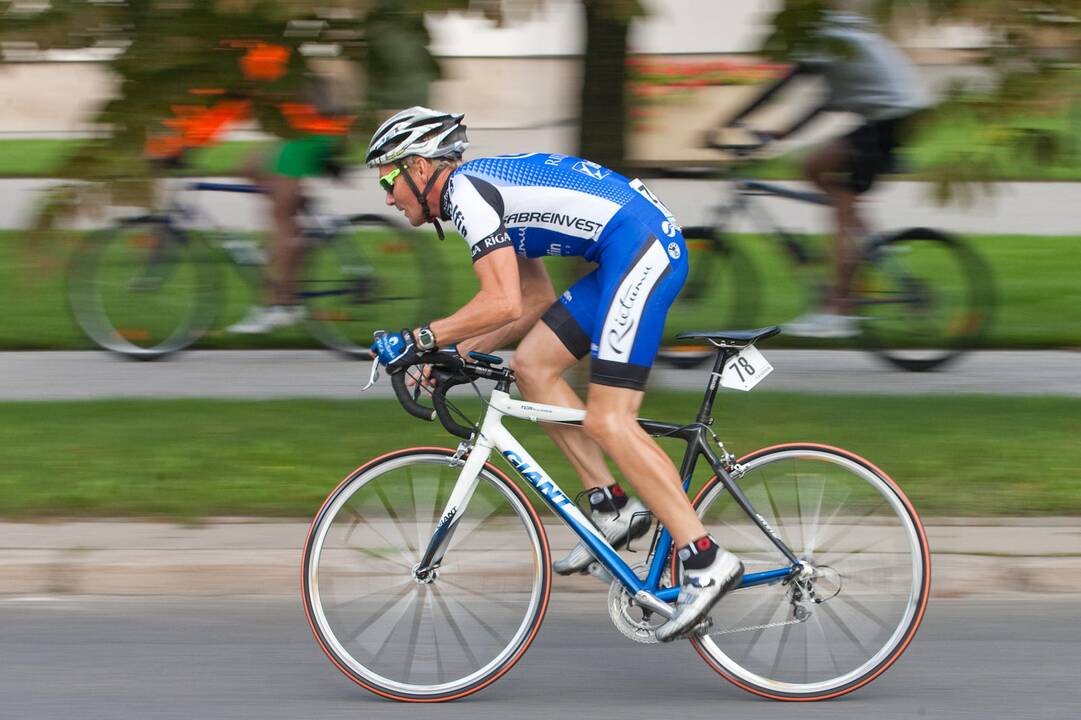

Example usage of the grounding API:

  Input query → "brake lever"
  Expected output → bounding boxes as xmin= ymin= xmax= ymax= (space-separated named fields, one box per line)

xmin=363 ymin=330 xmax=386 ymax=392
xmin=362 ymin=360 xmax=380 ymax=391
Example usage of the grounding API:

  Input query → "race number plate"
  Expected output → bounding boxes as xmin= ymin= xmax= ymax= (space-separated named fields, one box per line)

xmin=719 ymin=345 xmax=773 ymax=391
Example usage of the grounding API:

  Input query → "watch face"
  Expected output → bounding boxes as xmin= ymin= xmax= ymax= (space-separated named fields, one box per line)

xmin=417 ymin=327 xmax=436 ymax=350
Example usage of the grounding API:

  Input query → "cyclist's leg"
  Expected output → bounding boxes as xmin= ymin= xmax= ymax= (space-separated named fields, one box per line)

xmin=579 ymin=228 xmax=741 ymax=638
xmin=268 ymin=179 xmax=304 ymax=306
xmin=581 ymin=383 xmax=704 ymax=547
xmin=262 ymin=138 xmax=322 ymax=307
xmin=512 ymin=275 xmax=617 ymax=492
xmin=804 ymin=137 xmax=861 ymax=314
xmin=241 ymin=144 xmax=302 ymax=308
xmin=577 ymin=232 xmax=702 ymax=545
xmin=517 ymin=271 xmax=660 ymax=574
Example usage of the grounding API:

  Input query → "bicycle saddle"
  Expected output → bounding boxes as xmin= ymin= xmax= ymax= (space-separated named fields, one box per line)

xmin=675 ymin=326 xmax=781 ymax=345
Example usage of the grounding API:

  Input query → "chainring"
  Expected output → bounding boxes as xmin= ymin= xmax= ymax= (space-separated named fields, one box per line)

xmin=607 ymin=562 xmax=670 ymax=644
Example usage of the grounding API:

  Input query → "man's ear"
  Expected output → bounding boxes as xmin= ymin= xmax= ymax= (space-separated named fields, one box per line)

xmin=413 ymin=156 xmax=432 ymax=183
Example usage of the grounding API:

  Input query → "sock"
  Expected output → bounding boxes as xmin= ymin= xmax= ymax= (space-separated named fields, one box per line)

xmin=588 ymin=483 xmax=629 ymax=513
xmin=678 ymin=534 xmax=719 ymax=571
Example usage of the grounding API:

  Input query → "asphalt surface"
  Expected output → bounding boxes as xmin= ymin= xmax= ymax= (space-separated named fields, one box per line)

xmin=2 ymin=349 xmax=1077 ymax=400
xmin=1 ymin=594 xmax=1077 ymax=719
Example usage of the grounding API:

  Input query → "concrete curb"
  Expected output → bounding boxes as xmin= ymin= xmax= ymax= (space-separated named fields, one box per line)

xmin=2 ymin=518 xmax=1079 ymax=597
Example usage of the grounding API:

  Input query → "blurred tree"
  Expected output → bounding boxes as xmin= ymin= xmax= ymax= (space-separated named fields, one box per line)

xmin=0 ymin=0 xmax=464 ymax=200
xmin=578 ymin=0 xmax=644 ymax=173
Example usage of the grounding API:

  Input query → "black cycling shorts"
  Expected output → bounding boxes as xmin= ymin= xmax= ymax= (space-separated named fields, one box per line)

xmin=843 ymin=113 xmax=918 ymax=195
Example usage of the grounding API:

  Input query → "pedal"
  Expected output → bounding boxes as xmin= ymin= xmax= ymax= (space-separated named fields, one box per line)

xmin=689 ymin=615 xmax=714 ymax=637
xmin=585 ymin=561 xmax=614 ymax=585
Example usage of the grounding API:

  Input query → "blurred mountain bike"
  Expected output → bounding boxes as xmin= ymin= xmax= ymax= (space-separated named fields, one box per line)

xmin=657 ymin=138 xmax=995 ymax=372
xmin=67 ymin=178 xmax=446 ymax=359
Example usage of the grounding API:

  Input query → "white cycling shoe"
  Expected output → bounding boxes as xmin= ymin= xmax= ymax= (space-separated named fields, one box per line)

xmin=552 ymin=498 xmax=652 ymax=576
xmin=782 ymin=312 xmax=860 ymax=339
xmin=226 ymin=305 xmax=307 ymax=334
xmin=655 ymin=551 xmax=744 ymax=643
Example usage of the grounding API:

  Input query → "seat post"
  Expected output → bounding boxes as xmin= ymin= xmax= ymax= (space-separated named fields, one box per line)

xmin=695 ymin=346 xmax=739 ymax=425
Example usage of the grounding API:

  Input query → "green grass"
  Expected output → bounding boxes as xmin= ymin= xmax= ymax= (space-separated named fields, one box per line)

xmin=3 ymin=230 xmax=1079 ymax=351
xmin=0 ymin=393 xmax=1078 ymax=518
xmin=0 ymin=140 xmax=272 ymax=178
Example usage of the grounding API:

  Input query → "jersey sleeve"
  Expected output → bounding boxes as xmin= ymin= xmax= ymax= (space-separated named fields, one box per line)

xmin=445 ymin=173 xmax=514 ymax=262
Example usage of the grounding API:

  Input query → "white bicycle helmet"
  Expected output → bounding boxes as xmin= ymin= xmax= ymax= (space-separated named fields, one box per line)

xmin=365 ymin=106 xmax=469 ymax=167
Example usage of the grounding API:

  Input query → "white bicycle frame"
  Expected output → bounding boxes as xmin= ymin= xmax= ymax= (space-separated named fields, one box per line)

xmin=417 ymin=389 xmax=683 ymax=617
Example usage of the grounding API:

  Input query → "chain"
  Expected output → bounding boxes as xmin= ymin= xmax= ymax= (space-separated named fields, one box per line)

xmin=706 ymin=609 xmax=808 ymax=637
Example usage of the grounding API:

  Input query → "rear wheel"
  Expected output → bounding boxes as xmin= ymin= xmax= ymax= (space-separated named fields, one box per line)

xmin=300 ymin=215 xmax=448 ymax=358
xmin=688 ymin=444 xmax=930 ymax=700
xmin=67 ymin=219 xmax=220 ymax=359
xmin=855 ymin=227 xmax=993 ymax=372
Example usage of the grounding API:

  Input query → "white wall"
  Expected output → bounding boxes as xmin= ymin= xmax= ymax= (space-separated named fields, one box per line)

xmin=426 ymin=0 xmax=781 ymax=56
xmin=426 ymin=0 xmax=991 ymax=56
xmin=630 ymin=0 xmax=780 ymax=53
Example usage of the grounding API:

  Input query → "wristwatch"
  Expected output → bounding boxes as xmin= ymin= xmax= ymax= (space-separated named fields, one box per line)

xmin=415 ymin=324 xmax=438 ymax=351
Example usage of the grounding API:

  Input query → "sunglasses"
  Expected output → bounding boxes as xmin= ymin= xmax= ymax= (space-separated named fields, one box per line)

xmin=379 ymin=163 xmax=407 ymax=193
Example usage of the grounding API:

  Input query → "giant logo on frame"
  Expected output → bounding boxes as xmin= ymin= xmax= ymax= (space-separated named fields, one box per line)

xmin=502 ymin=450 xmax=573 ymax=508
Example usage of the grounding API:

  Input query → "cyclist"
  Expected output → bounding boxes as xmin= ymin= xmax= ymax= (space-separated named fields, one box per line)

xmin=367 ymin=107 xmax=743 ymax=641
xmin=146 ymin=40 xmax=353 ymax=334
xmin=727 ymin=7 xmax=930 ymax=338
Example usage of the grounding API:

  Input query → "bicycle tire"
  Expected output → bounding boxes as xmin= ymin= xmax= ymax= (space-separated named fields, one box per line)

xmin=685 ymin=443 xmax=930 ymax=701
xmin=300 ymin=214 xmax=448 ymax=358
xmin=658 ymin=226 xmax=759 ymax=369
xmin=302 ymin=447 xmax=551 ymax=702
xmin=855 ymin=227 xmax=994 ymax=372
xmin=66 ymin=218 xmax=221 ymax=359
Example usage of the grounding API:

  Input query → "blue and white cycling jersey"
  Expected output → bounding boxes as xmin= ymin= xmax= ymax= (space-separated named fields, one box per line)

xmin=440 ymin=152 xmax=682 ymax=263
xmin=439 ymin=152 xmax=688 ymax=390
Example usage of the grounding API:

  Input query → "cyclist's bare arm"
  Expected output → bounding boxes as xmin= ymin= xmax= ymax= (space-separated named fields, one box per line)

xmin=726 ymin=63 xmax=804 ymax=126
xmin=455 ymin=256 xmax=556 ymax=357
xmin=426 ymin=246 xmax=530 ymax=348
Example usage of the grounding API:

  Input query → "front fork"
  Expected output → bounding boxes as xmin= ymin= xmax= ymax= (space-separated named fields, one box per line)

xmin=413 ymin=441 xmax=486 ymax=580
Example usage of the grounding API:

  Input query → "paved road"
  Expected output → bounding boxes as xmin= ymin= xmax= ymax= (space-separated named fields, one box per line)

xmin=2 ymin=349 xmax=1077 ymax=400
xmin=1 ymin=594 xmax=1077 ymax=720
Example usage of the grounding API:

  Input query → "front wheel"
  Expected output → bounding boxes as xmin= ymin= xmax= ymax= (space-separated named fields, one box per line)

xmin=67 ymin=219 xmax=221 ymax=359
xmin=302 ymin=447 xmax=551 ymax=702
xmin=688 ymin=444 xmax=930 ymax=700
xmin=855 ymin=227 xmax=994 ymax=372
xmin=299 ymin=215 xmax=448 ymax=358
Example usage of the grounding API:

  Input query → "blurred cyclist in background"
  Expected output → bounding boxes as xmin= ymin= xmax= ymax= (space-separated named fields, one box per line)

xmin=146 ymin=40 xmax=354 ymax=333
xmin=366 ymin=107 xmax=744 ymax=641
xmin=727 ymin=5 xmax=930 ymax=338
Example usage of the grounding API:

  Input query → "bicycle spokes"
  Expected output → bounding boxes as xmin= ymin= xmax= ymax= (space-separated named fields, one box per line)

xmin=304 ymin=452 xmax=549 ymax=700
xmin=690 ymin=446 xmax=928 ymax=699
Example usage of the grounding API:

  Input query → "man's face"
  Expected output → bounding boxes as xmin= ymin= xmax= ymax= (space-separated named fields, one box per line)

xmin=379 ymin=159 xmax=427 ymax=226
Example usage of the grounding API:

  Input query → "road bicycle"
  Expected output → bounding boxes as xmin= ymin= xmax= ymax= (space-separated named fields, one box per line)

xmin=302 ymin=328 xmax=930 ymax=701
xmin=66 ymin=178 xmax=446 ymax=359
xmin=658 ymin=139 xmax=994 ymax=372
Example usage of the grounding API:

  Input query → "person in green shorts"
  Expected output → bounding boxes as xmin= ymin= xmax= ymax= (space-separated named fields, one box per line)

xmin=147 ymin=39 xmax=354 ymax=334
xmin=228 ymin=132 xmax=346 ymax=333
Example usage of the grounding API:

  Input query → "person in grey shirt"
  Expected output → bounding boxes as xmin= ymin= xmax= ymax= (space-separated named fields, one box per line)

xmin=729 ymin=9 xmax=931 ymax=338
